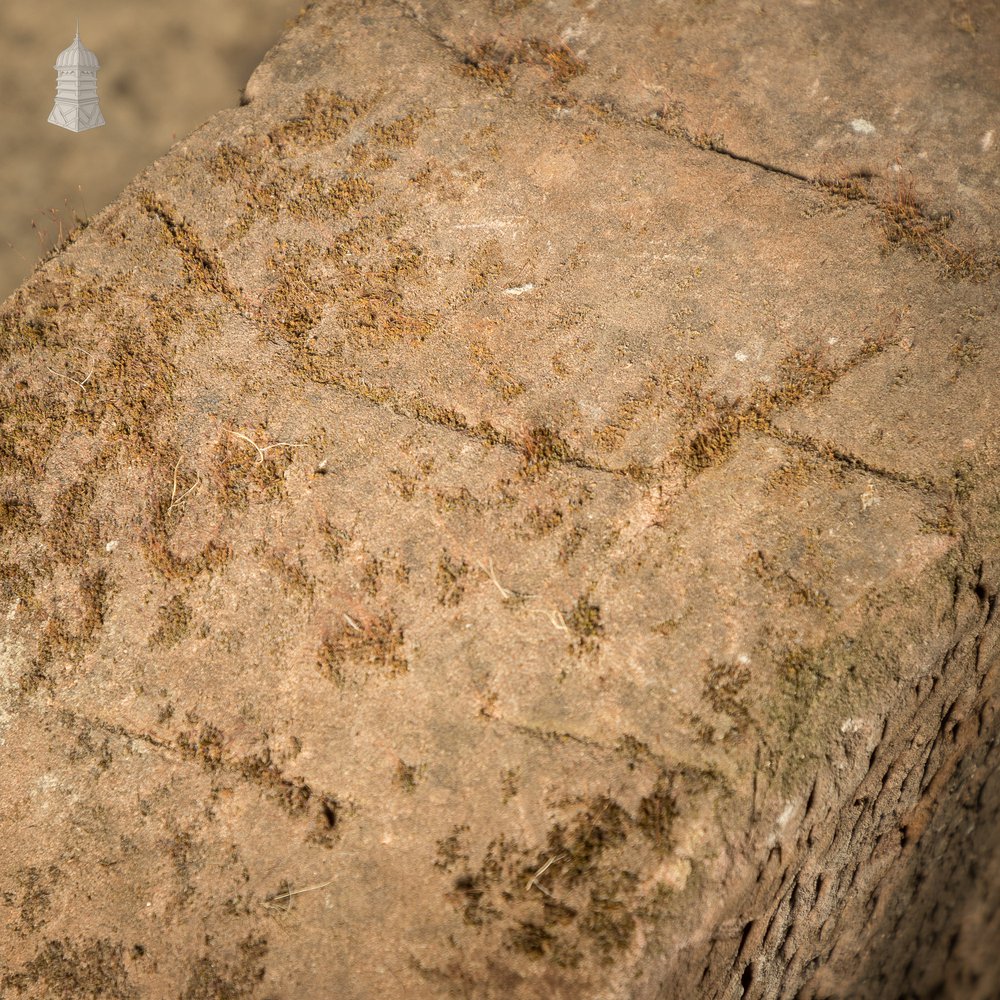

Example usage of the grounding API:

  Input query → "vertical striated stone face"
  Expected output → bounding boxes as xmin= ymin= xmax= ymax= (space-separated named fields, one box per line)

xmin=0 ymin=2 xmax=998 ymax=998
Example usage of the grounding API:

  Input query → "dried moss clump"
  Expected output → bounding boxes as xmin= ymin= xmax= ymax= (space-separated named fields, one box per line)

xmin=267 ymin=88 xmax=371 ymax=150
xmin=209 ymin=427 xmax=295 ymax=512
xmin=19 ymin=568 xmax=112 ymax=694
xmin=815 ymin=171 xmax=997 ymax=278
xmin=207 ymin=136 xmax=376 ymax=237
xmin=149 ymin=594 xmax=193 ymax=649
xmin=44 ymin=478 xmax=101 ymax=565
xmin=566 ymin=595 xmax=603 ymax=651
xmin=634 ymin=776 xmax=678 ymax=857
xmin=0 ymin=562 xmax=35 ymax=604
xmin=0 ymin=382 xmax=68 ymax=478
xmin=139 ymin=193 xmax=239 ymax=305
xmin=0 ymin=494 xmax=40 ymax=538
xmin=703 ymin=658 xmax=753 ymax=741
xmin=875 ymin=175 xmax=975 ymax=275
xmin=520 ymin=424 xmax=576 ymax=477
xmin=437 ymin=552 xmax=469 ymax=606
xmin=460 ymin=38 xmax=587 ymax=91
xmin=179 ymin=936 xmax=268 ymax=1000
xmin=75 ymin=308 xmax=178 ymax=460
xmin=316 ymin=614 xmax=408 ymax=685
xmin=177 ymin=722 xmax=225 ymax=771
xmin=672 ymin=341 xmax=889 ymax=477
xmin=1 ymin=938 xmax=135 ymax=1000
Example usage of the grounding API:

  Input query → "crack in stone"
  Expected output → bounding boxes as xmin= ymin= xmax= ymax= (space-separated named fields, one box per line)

xmin=387 ymin=0 xmax=836 ymax=191
xmin=703 ymin=145 xmax=813 ymax=184
xmin=58 ymin=709 xmax=177 ymax=756
xmin=764 ymin=427 xmax=943 ymax=496
xmin=138 ymin=191 xmax=245 ymax=310
xmin=389 ymin=0 xmax=981 ymax=259
xmin=292 ymin=364 xmax=655 ymax=482
xmin=138 ymin=187 xmax=652 ymax=484
xmin=498 ymin=718 xmax=615 ymax=752
xmin=53 ymin=707 xmax=333 ymax=823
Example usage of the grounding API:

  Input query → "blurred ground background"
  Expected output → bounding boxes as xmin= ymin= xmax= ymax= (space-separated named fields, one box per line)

xmin=0 ymin=0 xmax=303 ymax=302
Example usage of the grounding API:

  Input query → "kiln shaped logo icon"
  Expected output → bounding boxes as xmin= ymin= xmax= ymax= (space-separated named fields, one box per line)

xmin=48 ymin=19 xmax=106 ymax=133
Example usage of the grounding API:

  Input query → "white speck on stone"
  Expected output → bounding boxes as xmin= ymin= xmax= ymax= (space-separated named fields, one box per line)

xmin=776 ymin=801 xmax=796 ymax=830
xmin=840 ymin=718 xmax=862 ymax=735
xmin=105 ymin=540 xmax=119 ymax=553
xmin=503 ymin=283 xmax=535 ymax=296
xmin=828 ymin=337 xmax=839 ymax=345
xmin=850 ymin=118 xmax=876 ymax=135
xmin=737 ymin=653 xmax=751 ymax=665
xmin=33 ymin=773 xmax=60 ymax=797
xmin=860 ymin=480 xmax=880 ymax=511
xmin=734 ymin=351 xmax=749 ymax=362
xmin=982 ymin=130 xmax=995 ymax=152
xmin=453 ymin=218 xmax=521 ymax=230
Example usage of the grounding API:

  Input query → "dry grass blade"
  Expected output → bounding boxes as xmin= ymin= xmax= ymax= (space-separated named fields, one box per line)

xmin=480 ymin=558 xmax=514 ymax=600
xmin=166 ymin=457 xmax=201 ymax=517
xmin=535 ymin=608 xmax=570 ymax=633
xmin=479 ymin=558 xmax=536 ymax=602
xmin=525 ymin=852 xmax=566 ymax=896
xmin=46 ymin=348 xmax=95 ymax=391
xmin=227 ymin=429 xmax=304 ymax=464
xmin=263 ymin=877 xmax=335 ymax=912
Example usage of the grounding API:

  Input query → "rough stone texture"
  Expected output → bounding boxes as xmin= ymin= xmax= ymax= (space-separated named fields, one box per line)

xmin=0 ymin=2 xmax=998 ymax=998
